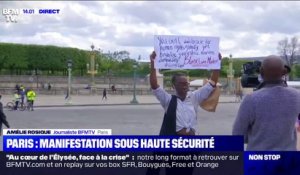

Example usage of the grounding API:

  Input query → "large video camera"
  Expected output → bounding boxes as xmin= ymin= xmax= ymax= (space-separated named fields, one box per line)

xmin=241 ymin=61 xmax=262 ymax=88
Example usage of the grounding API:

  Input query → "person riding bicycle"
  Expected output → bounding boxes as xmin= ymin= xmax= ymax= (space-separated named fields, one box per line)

xmin=26 ymin=89 xmax=36 ymax=111
xmin=14 ymin=91 xmax=20 ymax=110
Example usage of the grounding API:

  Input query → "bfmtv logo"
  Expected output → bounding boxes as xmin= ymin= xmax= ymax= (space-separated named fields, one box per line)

xmin=2 ymin=9 xmax=20 ymax=23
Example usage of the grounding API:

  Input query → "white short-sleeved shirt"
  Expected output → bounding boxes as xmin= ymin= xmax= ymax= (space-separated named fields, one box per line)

xmin=152 ymin=84 xmax=214 ymax=133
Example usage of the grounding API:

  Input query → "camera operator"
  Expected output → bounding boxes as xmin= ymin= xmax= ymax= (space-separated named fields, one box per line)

xmin=233 ymin=55 xmax=300 ymax=151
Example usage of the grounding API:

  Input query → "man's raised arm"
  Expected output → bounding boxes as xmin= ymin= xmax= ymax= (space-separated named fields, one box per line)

xmin=150 ymin=51 xmax=159 ymax=90
xmin=149 ymin=51 xmax=171 ymax=109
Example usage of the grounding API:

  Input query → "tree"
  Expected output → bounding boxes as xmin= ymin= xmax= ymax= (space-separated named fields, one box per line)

xmin=293 ymin=64 xmax=300 ymax=79
xmin=232 ymin=59 xmax=248 ymax=77
xmin=220 ymin=57 xmax=229 ymax=77
xmin=111 ymin=51 xmax=130 ymax=61
xmin=136 ymin=62 xmax=150 ymax=76
xmin=277 ymin=36 xmax=300 ymax=80
xmin=219 ymin=57 xmax=247 ymax=78
xmin=98 ymin=55 xmax=116 ymax=75
xmin=0 ymin=42 xmax=139 ymax=77
xmin=0 ymin=43 xmax=28 ymax=74
xmin=116 ymin=58 xmax=136 ymax=76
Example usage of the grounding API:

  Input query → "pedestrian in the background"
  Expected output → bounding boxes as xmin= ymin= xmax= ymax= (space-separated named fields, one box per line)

xmin=20 ymin=87 xmax=26 ymax=107
xmin=48 ymin=83 xmax=52 ymax=90
xmin=85 ymin=84 xmax=91 ymax=90
xmin=0 ymin=95 xmax=10 ymax=135
xmin=111 ymin=85 xmax=116 ymax=94
xmin=14 ymin=91 xmax=20 ymax=110
xmin=102 ymin=88 xmax=107 ymax=100
xmin=65 ymin=91 xmax=69 ymax=100
xmin=234 ymin=90 xmax=243 ymax=102
xmin=15 ymin=84 xmax=20 ymax=91
xmin=283 ymin=65 xmax=291 ymax=85
xmin=26 ymin=89 xmax=36 ymax=111
xmin=239 ymin=90 xmax=243 ymax=101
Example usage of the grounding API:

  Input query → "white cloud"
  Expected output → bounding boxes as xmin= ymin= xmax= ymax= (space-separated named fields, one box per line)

xmin=1 ymin=1 xmax=300 ymax=60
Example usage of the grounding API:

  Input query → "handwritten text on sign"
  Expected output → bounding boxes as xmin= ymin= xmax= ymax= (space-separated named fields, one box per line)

xmin=154 ymin=35 xmax=220 ymax=69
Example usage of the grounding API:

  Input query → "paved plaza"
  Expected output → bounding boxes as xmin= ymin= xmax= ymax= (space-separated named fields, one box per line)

xmin=1 ymin=95 xmax=299 ymax=151
xmin=0 ymin=103 xmax=240 ymax=150
xmin=0 ymin=94 xmax=238 ymax=107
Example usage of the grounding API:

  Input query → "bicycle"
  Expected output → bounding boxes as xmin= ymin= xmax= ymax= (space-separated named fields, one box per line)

xmin=23 ymin=101 xmax=32 ymax=111
xmin=6 ymin=100 xmax=26 ymax=111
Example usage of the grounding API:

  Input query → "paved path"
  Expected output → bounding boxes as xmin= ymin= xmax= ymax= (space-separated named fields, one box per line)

xmin=1 ymin=94 xmax=240 ymax=107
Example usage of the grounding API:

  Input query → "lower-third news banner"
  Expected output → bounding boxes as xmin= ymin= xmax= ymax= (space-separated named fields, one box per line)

xmin=0 ymin=129 xmax=243 ymax=175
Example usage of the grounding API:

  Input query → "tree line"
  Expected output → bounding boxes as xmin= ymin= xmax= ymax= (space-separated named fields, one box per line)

xmin=1 ymin=42 xmax=298 ymax=79
xmin=0 ymin=43 xmax=150 ymax=77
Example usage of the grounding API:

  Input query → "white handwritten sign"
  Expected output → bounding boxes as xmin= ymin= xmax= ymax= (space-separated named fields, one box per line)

xmin=154 ymin=35 xmax=220 ymax=69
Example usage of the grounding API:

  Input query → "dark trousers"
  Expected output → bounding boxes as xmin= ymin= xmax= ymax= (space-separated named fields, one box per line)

xmin=14 ymin=101 xmax=19 ymax=110
xmin=28 ymin=100 xmax=34 ymax=110
xmin=21 ymin=97 xmax=24 ymax=106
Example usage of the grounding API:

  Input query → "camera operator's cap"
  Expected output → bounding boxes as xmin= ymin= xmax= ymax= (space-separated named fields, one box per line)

xmin=284 ymin=65 xmax=291 ymax=73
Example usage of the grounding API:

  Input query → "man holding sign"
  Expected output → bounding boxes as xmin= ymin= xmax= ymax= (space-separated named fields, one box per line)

xmin=148 ymin=35 xmax=222 ymax=175
xmin=148 ymin=50 xmax=221 ymax=175
xmin=150 ymin=51 xmax=221 ymax=136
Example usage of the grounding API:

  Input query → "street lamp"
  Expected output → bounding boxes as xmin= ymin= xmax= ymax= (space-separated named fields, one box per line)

xmin=35 ymin=69 xmax=40 ymax=89
xmin=87 ymin=44 xmax=99 ymax=90
xmin=66 ymin=59 xmax=73 ymax=104
xmin=130 ymin=63 xmax=139 ymax=104
xmin=227 ymin=54 xmax=235 ymax=94
xmin=107 ymin=69 xmax=113 ymax=88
